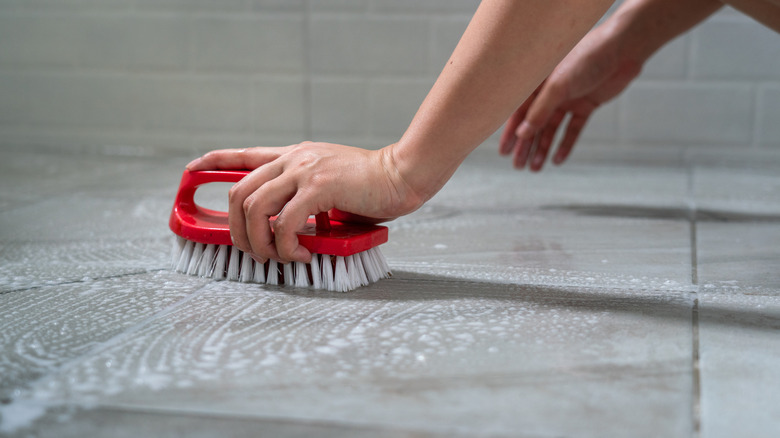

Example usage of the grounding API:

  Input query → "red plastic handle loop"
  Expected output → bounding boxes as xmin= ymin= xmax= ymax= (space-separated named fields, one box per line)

xmin=169 ymin=169 xmax=388 ymax=257
xmin=169 ymin=169 xmax=248 ymax=246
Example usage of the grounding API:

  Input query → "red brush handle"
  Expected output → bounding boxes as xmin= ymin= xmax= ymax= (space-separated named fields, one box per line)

xmin=169 ymin=169 xmax=248 ymax=246
xmin=169 ymin=169 xmax=388 ymax=256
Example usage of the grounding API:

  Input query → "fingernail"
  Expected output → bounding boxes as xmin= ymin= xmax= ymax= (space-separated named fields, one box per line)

xmin=250 ymin=253 xmax=266 ymax=264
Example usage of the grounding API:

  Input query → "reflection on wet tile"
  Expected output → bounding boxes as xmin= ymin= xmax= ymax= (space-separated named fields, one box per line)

xmin=387 ymin=211 xmax=692 ymax=290
xmin=692 ymin=164 xmax=780 ymax=216
xmin=697 ymin=223 xmax=780 ymax=291
xmin=699 ymin=292 xmax=780 ymax=438
xmin=434 ymin=151 xmax=688 ymax=211
xmin=13 ymin=279 xmax=692 ymax=436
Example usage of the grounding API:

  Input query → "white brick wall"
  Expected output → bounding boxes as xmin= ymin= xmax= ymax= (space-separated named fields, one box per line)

xmin=0 ymin=0 xmax=777 ymax=155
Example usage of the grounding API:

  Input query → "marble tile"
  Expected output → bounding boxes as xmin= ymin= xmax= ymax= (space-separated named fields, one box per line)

xmin=699 ymin=292 xmax=780 ymax=438
xmin=696 ymin=223 xmax=780 ymax=292
xmin=8 ymin=278 xmax=693 ymax=437
xmin=691 ymin=162 xmax=780 ymax=217
xmin=0 ymin=239 xmax=170 ymax=293
xmin=386 ymin=211 xmax=692 ymax=290
xmin=7 ymin=406 xmax=451 ymax=438
xmin=389 ymin=151 xmax=693 ymax=290
xmin=6 ymin=145 xmax=780 ymax=437
xmin=0 ymin=272 xmax=208 ymax=400
xmin=690 ymin=149 xmax=780 ymax=292
xmin=434 ymin=150 xmax=688 ymax=212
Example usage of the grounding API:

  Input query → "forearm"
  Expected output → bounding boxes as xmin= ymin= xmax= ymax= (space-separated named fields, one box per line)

xmin=609 ymin=0 xmax=723 ymax=63
xmin=722 ymin=0 xmax=780 ymax=31
xmin=390 ymin=0 xmax=614 ymax=202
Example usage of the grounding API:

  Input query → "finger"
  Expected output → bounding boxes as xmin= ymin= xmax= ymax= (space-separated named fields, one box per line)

xmin=243 ymin=176 xmax=298 ymax=262
xmin=554 ymin=113 xmax=590 ymax=165
xmin=227 ymin=162 xmax=284 ymax=258
xmin=516 ymin=81 xmax=568 ymax=144
xmin=499 ymin=99 xmax=534 ymax=156
xmin=273 ymin=194 xmax=321 ymax=263
xmin=530 ymin=110 xmax=566 ymax=172
xmin=187 ymin=146 xmax=290 ymax=171
xmin=512 ymin=135 xmax=536 ymax=169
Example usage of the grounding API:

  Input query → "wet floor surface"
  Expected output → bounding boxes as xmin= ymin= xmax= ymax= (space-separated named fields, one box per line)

xmin=1 ymin=145 xmax=778 ymax=437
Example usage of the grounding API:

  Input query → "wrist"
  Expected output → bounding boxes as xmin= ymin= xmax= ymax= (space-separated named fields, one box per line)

xmin=377 ymin=144 xmax=427 ymax=216
xmin=381 ymin=141 xmax=455 ymax=212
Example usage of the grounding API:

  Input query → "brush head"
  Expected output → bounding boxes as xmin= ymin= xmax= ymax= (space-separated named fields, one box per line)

xmin=168 ymin=169 xmax=391 ymax=292
xmin=169 ymin=169 xmax=389 ymax=256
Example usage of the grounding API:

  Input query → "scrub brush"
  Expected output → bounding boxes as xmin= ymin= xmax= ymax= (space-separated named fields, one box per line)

xmin=169 ymin=169 xmax=391 ymax=292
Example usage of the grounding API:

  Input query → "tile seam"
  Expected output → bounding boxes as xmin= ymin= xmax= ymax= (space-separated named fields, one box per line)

xmin=686 ymin=156 xmax=702 ymax=438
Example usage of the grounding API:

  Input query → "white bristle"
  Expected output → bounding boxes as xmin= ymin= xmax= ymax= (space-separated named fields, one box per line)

xmin=227 ymin=245 xmax=241 ymax=281
xmin=266 ymin=259 xmax=279 ymax=285
xmin=357 ymin=254 xmax=370 ymax=286
xmin=171 ymin=237 xmax=390 ymax=291
xmin=321 ymin=254 xmax=334 ymax=291
xmin=213 ymin=245 xmax=228 ymax=280
xmin=199 ymin=244 xmax=216 ymax=277
xmin=366 ymin=247 xmax=391 ymax=279
xmin=333 ymin=256 xmax=349 ymax=292
xmin=283 ymin=263 xmax=294 ymax=286
xmin=349 ymin=254 xmax=368 ymax=287
xmin=239 ymin=252 xmax=254 ymax=282
xmin=310 ymin=253 xmax=322 ymax=289
xmin=187 ymin=243 xmax=204 ymax=275
xmin=360 ymin=250 xmax=380 ymax=283
xmin=294 ymin=262 xmax=310 ymax=287
xmin=172 ymin=236 xmax=186 ymax=269
xmin=345 ymin=255 xmax=358 ymax=290
xmin=176 ymin=239 xmax=194 ymax=273
xmin=373 ymin=247 xmax=391 ymax=276
xmin=253 ymin=258 xmax=266 ymax=283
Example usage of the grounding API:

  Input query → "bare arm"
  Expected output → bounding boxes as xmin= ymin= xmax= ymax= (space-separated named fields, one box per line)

xmin=189 ymin=0 xmax=615 ymax=263
xmin=500 ymin=0 xmax=724 ymax=170
xmin=615 ymin=0 xmax=724 ymax=62
xmin=391 ymin=0 xmax=615 ymax=199
xmin=722 ymin=0 xmax=780 ymax=31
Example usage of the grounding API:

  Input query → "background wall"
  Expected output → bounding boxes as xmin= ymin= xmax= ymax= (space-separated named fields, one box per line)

xmin=1 ymin=0 xmax=778 ymax=156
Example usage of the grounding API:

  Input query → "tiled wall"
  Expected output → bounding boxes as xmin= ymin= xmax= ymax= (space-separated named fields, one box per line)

xmin=0 ymin=0 xmax=778 ymax=155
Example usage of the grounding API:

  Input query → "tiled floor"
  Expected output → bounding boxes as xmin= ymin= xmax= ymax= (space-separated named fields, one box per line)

xmin=1 ymin=144 xmax=778 ymax=437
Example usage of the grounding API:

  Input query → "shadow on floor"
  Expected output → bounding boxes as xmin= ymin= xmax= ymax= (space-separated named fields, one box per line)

xmin=544 ymin=204 xmax=780 ymax=223
xmin=266 ymin=271 xmax=780 ymax=333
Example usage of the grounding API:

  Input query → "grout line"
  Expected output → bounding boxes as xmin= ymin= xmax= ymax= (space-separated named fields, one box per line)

xmin=686 ymin=157 xmax=699 ymax=286
xmin=691 ymin=296 xmax=702 ymax=438
xmin=686 ymin=156 xmax=702 ymax=438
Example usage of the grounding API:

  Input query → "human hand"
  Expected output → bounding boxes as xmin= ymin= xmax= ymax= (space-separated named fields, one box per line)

xmin=186 ymin=142 xmax=422 ymax=264
xmin=499 ymin=21 xmax=642 ymax=171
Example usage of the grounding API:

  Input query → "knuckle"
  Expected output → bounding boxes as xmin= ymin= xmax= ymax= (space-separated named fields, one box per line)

xmin=242 ymin=196 xmax=255 ymax=215
xmin=272 ymin=215 xmax=290 ymax=234
xmin=228 ymin=184 xmax=240 ymax=202
xmin=307 ymin=171 xmax=328 ymax=189
xmin=229 ymin=186 xmax=247 ymax=211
